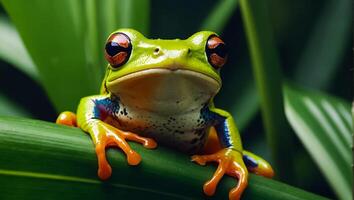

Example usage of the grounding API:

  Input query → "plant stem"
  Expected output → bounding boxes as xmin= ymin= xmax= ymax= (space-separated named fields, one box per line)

xmin=239 ymin=0 xmax=294 ymax=182
xmin=84 ymin=0 xmax=104 ymax=87
xmin=200 ymin=0 xmax=238 ymax=33
xmin=120 ymin=0 xmax=150 ymax=36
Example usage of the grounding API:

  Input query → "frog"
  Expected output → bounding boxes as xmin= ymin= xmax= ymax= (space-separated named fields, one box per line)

xmin=56 ymin=28 xmax=274 ymax=200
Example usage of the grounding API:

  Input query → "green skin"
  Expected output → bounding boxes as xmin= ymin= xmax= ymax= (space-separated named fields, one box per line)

xmin=72 ymin=29 xmax=273 ymax=199
xmin=78 ymin=29 xmax=242 ymax=152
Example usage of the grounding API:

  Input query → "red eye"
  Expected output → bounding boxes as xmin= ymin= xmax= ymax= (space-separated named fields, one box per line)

xmin=104 ymin=32 xmax=132 ymax=68
xmin=206 ymin=35 xmax=228 ymax=69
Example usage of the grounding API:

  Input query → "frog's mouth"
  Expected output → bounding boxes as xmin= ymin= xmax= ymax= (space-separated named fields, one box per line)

xmin=106 ymin=68 xmax=221 ymax=114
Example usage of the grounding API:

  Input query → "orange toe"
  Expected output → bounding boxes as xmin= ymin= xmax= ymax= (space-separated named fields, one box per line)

xmin=191 ymin=155 xmax=207 ymax=165
xmin=126 ymin=150 xmax=142 ymax=165
xmin=143 ymin=139 xmax=157 ymax=149
xmin=96 ymin=143 xmax=112 ymax=180
xmin=98 ymin=163 xmax=112 ymax=180
xmin=121 ymin=131 xmax=158 ymax=149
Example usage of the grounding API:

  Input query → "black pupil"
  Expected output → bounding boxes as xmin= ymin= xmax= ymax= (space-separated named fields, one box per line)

xmin=212 ymin=43 xmax=227 ymax=58
xmin=105 ymin=41 xmax=127 ymax=57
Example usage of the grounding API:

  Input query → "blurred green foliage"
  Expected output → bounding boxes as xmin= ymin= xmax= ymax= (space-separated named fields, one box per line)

xmin=0 ymin=0 xmax=351 ymax=199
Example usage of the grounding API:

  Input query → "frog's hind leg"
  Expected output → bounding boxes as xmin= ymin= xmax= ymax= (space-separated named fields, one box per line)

xmin=56 ymin=111 xmax=77 ymax=127
xmin=242 ymin=150 xmax=274 ymax=178
xmin=201 ymin=127 xmax=222 ymax=154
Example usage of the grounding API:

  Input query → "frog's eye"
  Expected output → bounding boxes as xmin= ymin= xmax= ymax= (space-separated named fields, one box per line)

xmin=205 ymin=35 xmax=228 ymax=69
xmin=104 ymin=32 xmax=132 ymax=68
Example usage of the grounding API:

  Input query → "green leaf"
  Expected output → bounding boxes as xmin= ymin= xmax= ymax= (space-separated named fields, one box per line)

xmin=1 ymin=0 xmax=99 ymax=112
xmin=230 ymin=85 xmax=259 ymax=132
xmin=0 ymin=16 xmax=38 ymax=80
xmin=0 ymin=94 xmax=31 ymax=117
xmin=82 ymin=0 xmax=105 ymax=83
xmin=96 ymin=0 xmax=123 ymax=68
xmin=214 ymin=78 xmax=259 ymax=137
xmin=293 ymin=0 xmax=351 ymax=89
xmin=120 ymin=0 xmax=150 ymax=36
xmin=239 ymin=0 xmax=293 ymax=180
xmin=284 ymin=84 xmax=352 ymax=200
xmin=200 ymin=0 xmax=238 ymax=33
xmin=204 ymin=0 xmax=259 ymax=132
xmin=0 ymin=117 xmax=327 ymax=200
xmin=97 ymin=0 xmax=121 ymax=39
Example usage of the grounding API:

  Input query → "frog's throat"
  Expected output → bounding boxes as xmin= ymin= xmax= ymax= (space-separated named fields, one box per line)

xmin=106 ymin=68 xmax=221 ymax=114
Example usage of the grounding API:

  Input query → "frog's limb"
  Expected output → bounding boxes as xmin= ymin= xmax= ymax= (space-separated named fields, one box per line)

xmin=203 ymin=128 xmax=274 ymax=178
xmin=56 ymin=111 xmax=77 ymax=127
xmin=192 ymin=148 xmax=248 ymax=200
xmin=202 ymin=127 xmax=222 ymax=154
xmin=77 ymin=95 xmax=157 ymax=180
xmin=192 ymin=107 xmax=249 ymax=200
xmin=242 ymin=150 xmax=274 ymax=178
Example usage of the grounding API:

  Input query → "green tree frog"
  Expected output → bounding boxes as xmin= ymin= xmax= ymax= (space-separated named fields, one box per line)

xmin=56 ymin=29 xmax=274 ymax=200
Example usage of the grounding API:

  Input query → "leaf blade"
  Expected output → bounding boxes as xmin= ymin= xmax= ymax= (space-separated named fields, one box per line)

xmin=200 ymin=0 xmax=238 ymax=33
xmin=239 ymin=0 xmax=294 ymax=180
xmin=1 ymin=0 xmax=98 ymax=111
xmin=0 ymin=16 xmax=38 ymax=80
xmin=120 ymin=0 xmax=150 ymax=36
xmin=293 ymin=0 xmax=351 ymax=89
xmin=0 ymin=94 xmax=31 ymax=117
xmin=0 ymin=117 xmax=328 ymax=200
xmin=284 ymin=84 xmax=352 ymax=200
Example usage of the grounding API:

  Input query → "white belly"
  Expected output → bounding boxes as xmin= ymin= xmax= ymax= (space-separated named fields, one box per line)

xmin=113 ymin=101 xmax=212 ymax=153
xmin=107 ymin=68 xmax=220 ymax=152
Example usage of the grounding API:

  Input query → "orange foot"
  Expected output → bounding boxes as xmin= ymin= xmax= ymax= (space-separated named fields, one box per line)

xmin=192 ymin=148 xmax=248 ymax=200
xmin=93 ymin=122 xmax=157 ymax=180
xmin=56 ymin=111 xmax=77 ymax=127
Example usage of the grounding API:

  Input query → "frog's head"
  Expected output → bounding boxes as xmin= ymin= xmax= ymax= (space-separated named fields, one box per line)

xmin=103 ymin=29 xmax=228 ymax=112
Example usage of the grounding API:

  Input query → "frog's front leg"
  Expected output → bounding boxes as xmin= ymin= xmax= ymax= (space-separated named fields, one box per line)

xmin=192 ymin=148 xmax=248 ymax=200
xmin=192 ymin=107 xmax=273 ymax=200
xmin=76 ymin=95 xmax=157 ymax=180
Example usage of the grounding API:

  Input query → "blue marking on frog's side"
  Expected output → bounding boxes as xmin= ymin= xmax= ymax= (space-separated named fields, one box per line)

xmin=201 ymin=106 xmax=233 ymax=148
xmin=243 ymin=155 xmax=258 ymax=168
xmin=93 ymin=96 xmax=120 ymax=119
